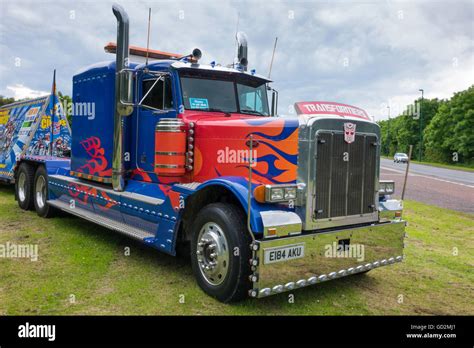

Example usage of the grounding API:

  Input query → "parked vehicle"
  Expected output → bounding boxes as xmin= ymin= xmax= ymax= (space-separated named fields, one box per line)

xmin=8 ymin=4 xmax=405 ymax=302
xmin=394 ymin=153 xmax=409 ymax=163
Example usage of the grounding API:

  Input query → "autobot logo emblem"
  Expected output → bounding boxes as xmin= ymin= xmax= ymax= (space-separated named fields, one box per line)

xmin=344 ymin=123 xmax=356 ymax=143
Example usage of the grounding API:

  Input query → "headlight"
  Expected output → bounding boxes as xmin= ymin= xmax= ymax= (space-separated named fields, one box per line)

xmin=252 ymin=184 xmax=299 ymax=203
xmin=284 ymin=187 xmax=297 ymax=200
xmin=270 ymin=187 xmax=284 ymax=201
xmin=379 ymin=180 xmax=395 ymax=195
xmin=253 ymin=184 xmax=299 ymax=203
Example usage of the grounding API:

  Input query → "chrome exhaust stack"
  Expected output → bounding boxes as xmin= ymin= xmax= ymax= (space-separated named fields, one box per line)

xmin=112 ymin=3 xmax=131 ymax=192
xmin=235 ymin=31 xmax=248 ymax=71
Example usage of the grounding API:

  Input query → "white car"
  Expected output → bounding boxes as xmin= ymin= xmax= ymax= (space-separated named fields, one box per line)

xmin=394 ymin=153 xmax=409 ymax=163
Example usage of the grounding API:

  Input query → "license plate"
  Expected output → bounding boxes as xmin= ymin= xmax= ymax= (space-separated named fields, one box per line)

xmin=263 ymin=243 xmax=305 ymax=264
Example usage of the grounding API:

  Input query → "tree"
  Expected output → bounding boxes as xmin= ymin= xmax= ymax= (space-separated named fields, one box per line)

xmin=424 ymin=86 xmax=474 ymax=164
xmin=58 ymin=91 xmax=73 ymax=127
xmin=0 ymin=95 xmax=15 ymax=107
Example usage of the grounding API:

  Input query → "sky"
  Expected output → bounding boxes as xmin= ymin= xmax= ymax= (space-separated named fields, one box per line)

xmin=0 ymin=0 xmax=473 ymax=120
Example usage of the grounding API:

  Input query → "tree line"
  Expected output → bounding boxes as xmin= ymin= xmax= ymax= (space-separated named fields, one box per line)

xmin=378 ymin=85 xmax=473 ymax=165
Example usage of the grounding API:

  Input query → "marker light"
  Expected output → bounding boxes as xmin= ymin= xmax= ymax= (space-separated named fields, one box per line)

xmin=253 ymin=185 xmax=266 ymax=203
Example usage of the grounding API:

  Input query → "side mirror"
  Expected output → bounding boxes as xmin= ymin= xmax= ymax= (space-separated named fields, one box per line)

xmin=270 ymin=89 xmax=278 ymax=116
xmin=119 ymin=69 xmax=134 ymax=115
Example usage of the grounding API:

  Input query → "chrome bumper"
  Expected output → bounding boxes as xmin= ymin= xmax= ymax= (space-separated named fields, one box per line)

xmin=249 ymin=220 xmax=406 ymax=298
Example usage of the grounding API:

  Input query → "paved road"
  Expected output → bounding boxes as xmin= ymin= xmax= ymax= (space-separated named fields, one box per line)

xmin=379 ymin=158 xmax=474 ymax=213
xmin=381 ymin=158 xmax=474 ymax=186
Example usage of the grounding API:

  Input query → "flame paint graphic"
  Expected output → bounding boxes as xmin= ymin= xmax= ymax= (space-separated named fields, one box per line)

xmin=243 ymin=119 xmax=298 ymax=184
xmin=68 ymin=183 xmax=118 ymax=211
xmin=77 ymin=136 xmax=111 ymax=177
xmin=159 ymin=184 xmax=181 ymax=212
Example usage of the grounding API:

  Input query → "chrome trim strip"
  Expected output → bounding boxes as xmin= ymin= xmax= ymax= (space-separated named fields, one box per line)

xmin=49 ymin=174 xmax=164 ymax=205
xmin=155 ymin=151 xmax=186 ymax=156
xmin=154 ymin=164 xmax=185 ymax=169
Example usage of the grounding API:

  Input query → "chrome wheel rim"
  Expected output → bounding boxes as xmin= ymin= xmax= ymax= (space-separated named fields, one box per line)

xmin=196 ymin=222 xmax=229 ymax=286
xmin=35 ymin=175 xmax=46 ymax=209
xmin=18 ymin=172 xmax=27 ymax=202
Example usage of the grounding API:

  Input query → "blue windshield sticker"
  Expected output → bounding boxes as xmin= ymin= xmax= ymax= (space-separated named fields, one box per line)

xmin=189 ymin=98 xmax=209 ymax=109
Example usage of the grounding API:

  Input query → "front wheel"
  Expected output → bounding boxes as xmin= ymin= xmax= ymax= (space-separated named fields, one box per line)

xmin=33 ymin=166 xmax=56 ymax=218
xmin=190 ymin=203 xmax=252 ymax=302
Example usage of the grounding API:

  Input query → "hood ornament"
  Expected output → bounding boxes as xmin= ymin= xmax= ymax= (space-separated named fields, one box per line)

xmin=344 ymin=123 xmax=356 ymax=143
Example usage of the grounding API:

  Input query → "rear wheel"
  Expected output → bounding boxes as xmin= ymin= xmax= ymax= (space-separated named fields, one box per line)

xmin=15 ymin=163 xmax=35 ymax=210
xmin=190 ymin=203 xmax=252 ymax=302
xmin=33 ymin=166 xmax=56 ymax=218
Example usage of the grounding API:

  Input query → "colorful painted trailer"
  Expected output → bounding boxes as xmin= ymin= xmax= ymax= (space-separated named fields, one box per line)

xmin=0 ymin=93 xmax=71 ymax=183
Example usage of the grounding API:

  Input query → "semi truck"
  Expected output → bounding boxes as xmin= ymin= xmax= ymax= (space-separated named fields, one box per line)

xmin=7 ymin=3 xmax=405 ymax=302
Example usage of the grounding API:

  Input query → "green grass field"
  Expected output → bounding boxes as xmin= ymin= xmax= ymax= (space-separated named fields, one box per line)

xmin=0 ymin=184 xmax=472 ymax=315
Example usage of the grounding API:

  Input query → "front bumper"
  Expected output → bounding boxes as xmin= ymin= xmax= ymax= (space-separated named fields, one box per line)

xmin=249 ymin=220 xmax=406 ymax=298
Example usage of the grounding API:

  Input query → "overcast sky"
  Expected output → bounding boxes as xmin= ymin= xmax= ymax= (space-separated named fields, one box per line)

xmin=0 ymin=0 xmax=473 ymax=120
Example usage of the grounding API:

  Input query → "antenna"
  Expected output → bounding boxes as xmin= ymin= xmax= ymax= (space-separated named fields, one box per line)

xmin=268 ymin=37 xmax=278 ymax=78
xmin=145 ymin=8 xmax=151 ymax=67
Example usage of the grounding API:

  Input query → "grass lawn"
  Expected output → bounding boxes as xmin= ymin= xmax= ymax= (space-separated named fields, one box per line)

xmin=0 ymin=184 xmax=472 ymax=315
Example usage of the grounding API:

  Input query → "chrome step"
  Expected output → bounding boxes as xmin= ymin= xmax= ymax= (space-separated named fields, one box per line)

xmin=48 ymin=199 xmax=156 ymax=241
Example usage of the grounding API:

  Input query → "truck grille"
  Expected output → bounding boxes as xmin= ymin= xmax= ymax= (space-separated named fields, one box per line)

xmin=314 ymin=131 xmax=377 ymax=220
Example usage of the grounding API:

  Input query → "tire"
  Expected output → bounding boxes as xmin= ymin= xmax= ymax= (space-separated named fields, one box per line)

xmin=190 ymin=203 xmax=252 ymax=302
xmin=15 ymin=162 xmax=35 ymax=210
xmin=33 ymin=166 xmax=56 ymax=218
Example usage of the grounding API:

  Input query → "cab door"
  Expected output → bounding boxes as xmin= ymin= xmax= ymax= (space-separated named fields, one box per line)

xmin=123 ymin=71 xmax=177 ymax=232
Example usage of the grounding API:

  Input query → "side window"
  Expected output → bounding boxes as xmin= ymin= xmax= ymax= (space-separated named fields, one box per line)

xmin=237 ymin=84 xmax=267 ymax=114
xmin=240 ymin=90 xmax=263 ymax=111
xmin=142 ymin=76 xmax=173 ymax=110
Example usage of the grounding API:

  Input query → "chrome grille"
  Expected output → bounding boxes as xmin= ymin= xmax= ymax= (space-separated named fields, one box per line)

xmin=314 ymin=132 xmax=377 ymax=221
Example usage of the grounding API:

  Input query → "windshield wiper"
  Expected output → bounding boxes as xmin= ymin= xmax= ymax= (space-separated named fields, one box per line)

xmin=206 ymin=108 xmax=232 ymax=117
xmin=240 ymin=109 xmax=266 ymax=116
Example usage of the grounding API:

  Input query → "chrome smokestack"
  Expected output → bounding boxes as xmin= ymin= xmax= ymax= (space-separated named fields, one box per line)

xmin=112 ymin=3 xmax=130 ymax=192
xmin=235 ymin=31 xmax=248 ymax=71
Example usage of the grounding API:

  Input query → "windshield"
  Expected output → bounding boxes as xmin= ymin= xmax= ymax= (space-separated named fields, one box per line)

xmin=181 ymin=77 xmax=237 ymax=113
xmin=180 ymin=73 xmax=270 ymax=116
